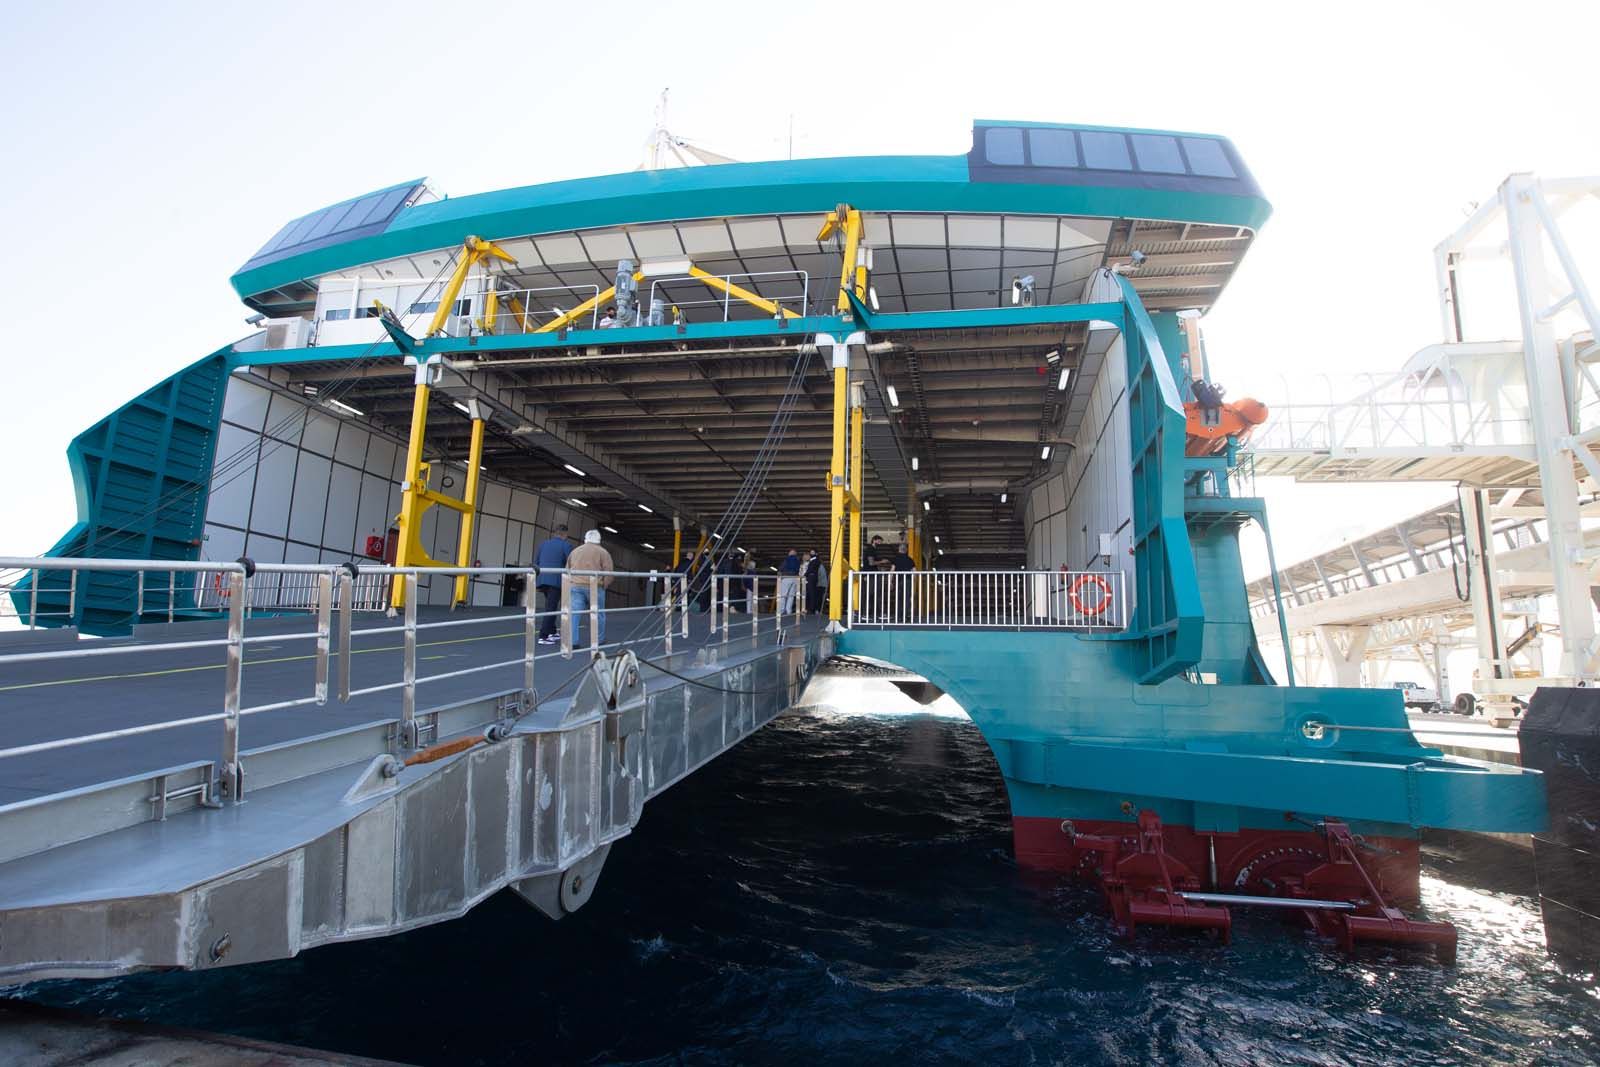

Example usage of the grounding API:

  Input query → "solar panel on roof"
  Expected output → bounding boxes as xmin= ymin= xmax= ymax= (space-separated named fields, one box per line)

xmin=239 ymin=180 xmax=425 ymax=275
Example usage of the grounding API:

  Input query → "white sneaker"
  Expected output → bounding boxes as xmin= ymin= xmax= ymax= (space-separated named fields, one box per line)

xmin=539 ymin=635 xmax=558 ymax=644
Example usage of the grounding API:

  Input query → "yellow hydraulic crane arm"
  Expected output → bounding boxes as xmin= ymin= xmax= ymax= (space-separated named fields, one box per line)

xmin=687 ymin=266 xmax=800 ymax=319
xmin=816 ymin=204 xmax=868 ymax=313
xmin=426 ymin=235 xmax=516 ymax=338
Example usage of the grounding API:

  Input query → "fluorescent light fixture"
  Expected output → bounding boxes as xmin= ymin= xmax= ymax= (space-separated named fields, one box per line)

xmin=712 ymin=532 xmax=723 ymax=541
xmin=639 ymin=258 xmax=693 ymax=278
xmin=938 ymin=548 xmax=944 ymax=556
xmin=885 ymin=385 xmax=900 ymax=408
xmin=452 ymin=401 xmax=472 ymax=415
xmin=638 ymin=503 xmax=654 ymax=513
xmin=911 ymin=456 xmax=919 ymax=471
xmin=933 ymin=535 xmax=941 ymax=544
xmin=1044 ymin=349 xmax=1060 ymax=364
xmin=323 ymin=398 xmax=364 ymax=418
xmin=869 ymin=286 xmax=880 ymax=312
xmin=563 ymin=462 xmax=587 ymax=477
xmin=642 ymin=542 xmax=656 ymax=550
xmin=1040 ymin=446 xmax=1052 ymax=460
xmin=567 ymin=498 xmax=588 ymax=507
xmin=1000 ymin=492 xmax=1008 ymax=503
xmin=602 ymin=525 xmax=618 ymax=534
xmin=769 ymin=566 xmax=778 ymax=572
xmin=922 ymin=500 xmax=930 ymax=512
xmin=1057 ymin=368 xmax=1071 ymax=391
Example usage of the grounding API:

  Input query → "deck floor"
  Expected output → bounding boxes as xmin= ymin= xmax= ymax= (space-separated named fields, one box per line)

xmin=0 ymin=606 xmax=821 ymax=803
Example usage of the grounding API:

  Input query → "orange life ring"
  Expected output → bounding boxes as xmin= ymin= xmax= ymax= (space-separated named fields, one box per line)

xmin=213 ymin=572 xmax=230 ymax=599
xmin=1068 ymin=573 xmax=1112 ymax=616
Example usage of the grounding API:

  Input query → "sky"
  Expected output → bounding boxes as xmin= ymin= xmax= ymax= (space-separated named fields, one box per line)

xmin=1 ymin=0 xmax=1597 ymax=592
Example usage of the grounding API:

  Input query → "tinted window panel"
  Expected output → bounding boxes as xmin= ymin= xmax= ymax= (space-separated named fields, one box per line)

xmin=1079 ymin=131 xmax=1131 ymax=170
xmin=1181 ymin=137 xmax=1236 ymax=178
xmin=984 ymin=127 xmax=1025 ymax=166
xmin=1027 ymin=128 xmax=1078 ymax=167
xmin=1131 ymin=134 xmax=1185 ymax=174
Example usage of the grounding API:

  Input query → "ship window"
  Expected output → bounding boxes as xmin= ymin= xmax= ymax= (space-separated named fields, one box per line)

xmin=323 ymin=308 xmax=351 ymax=321
xmin=1079 ymin=131 xmax=1132 ymax=170
xmin=410 ymin=300 xmax=439 ymax=314
xmin=356 ymin=305 xmax=383 ymax=318
xmin=1130 ymin=134 xmax=1185 ymax=174
xmin=1181 ymin=137 xmax=1236 ymax=178
xmin=1027 ymin=128 xmax=1078 ymax=168
xmin=984 ymin=127 xmax=1025 ymax=166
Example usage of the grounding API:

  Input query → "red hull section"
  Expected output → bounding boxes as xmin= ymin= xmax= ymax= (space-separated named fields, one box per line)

xmin=1013 ymin=815 xmax=1423 ymax=907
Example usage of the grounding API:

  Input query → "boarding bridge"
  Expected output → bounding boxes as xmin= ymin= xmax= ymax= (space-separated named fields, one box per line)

xmin=1245 ymin=174 xmax=1600 ymax=701
xmin=1245 ymin=493 xmax=1600 ymax=701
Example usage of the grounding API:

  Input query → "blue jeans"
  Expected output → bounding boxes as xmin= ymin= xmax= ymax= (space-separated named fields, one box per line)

xmin=569 ymin=586 xmax=606 ymax=646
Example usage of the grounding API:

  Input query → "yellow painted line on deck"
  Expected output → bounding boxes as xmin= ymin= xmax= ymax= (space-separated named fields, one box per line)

xmin=0 ymin=629 xmax=525 ymax=693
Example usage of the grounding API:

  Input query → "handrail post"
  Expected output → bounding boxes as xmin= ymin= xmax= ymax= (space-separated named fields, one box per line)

xmin=588 ymin=574 xmax=600 ymax=657
xmin=222 ymin=569 xmax=246 ymax=801
xmin=338 ymin=567 xmax=353 ymax=701
xmin=168 ymin=570 xmax=176 ymax=623
xmin=710 ymin=574 xmax=719 ymax=637
xmin=313 ymin=571 xmax=332 ymax=705
xmin=753 ymin=575 xmax=761 ymax=638
xmin=662 ymin=571 xmax=674 ymax=655
xmin=67 ymin=570 xmax=77 ymax=626
xmin=522 ymin=568 xmax=537 ymax=705
xmin=135 ymin=570 xmax=144 ymax=621
xmin=680 ymin=574 xmax=688 ymax=640
xmin=28 ymin=567 xmax=37 ymax=630
xmin=721 ymin=576 xmax=729 ymax=648
xmin=401 ymin=573 xmax=418 ymax=747
xmin=560 ymin=573 xmax=572 ymax=659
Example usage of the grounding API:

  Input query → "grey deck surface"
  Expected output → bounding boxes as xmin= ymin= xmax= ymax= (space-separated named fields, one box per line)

xmin=0 ymin=605 xmax=817 ymax=802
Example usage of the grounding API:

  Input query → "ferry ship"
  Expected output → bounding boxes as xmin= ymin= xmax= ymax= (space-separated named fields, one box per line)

xmin=0 ymin=120 xmax=1545 ymax=974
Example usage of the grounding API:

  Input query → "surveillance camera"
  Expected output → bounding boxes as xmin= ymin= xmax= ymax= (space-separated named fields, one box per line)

xmin=1130 ymin=250 xmax=1147 ymax=267
xmin=245 ymin=313 xmax=266 ymax=326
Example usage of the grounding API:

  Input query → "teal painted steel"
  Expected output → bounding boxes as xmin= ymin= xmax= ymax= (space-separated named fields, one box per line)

xmin=227 ymin=302 xmax=1130 ymax=372
xmin=229 ymin=153 xmax=1272 ymax=306
xmin=14 ymin=350 xmax=230 ymax=634
xmin=836 ymin=628 xmax=1546 ymax=837
xmin=1118 ymin=277 xmax=1204 ymax=682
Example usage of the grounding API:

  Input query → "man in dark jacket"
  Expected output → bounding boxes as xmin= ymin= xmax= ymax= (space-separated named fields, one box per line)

xmin=803 ymin=548 xmax=822 ymax=614
xmin=534 ymin=525 xmax=573 ymax=643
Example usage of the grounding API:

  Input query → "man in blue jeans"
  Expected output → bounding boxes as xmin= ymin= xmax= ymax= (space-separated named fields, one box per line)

xmin=533 ymin=525 xmax=573 ymax=643
xmin=565 ymin=529 xmax=614 ymax=649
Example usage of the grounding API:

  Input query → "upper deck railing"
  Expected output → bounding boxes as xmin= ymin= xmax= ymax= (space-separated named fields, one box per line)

xmin=845 ymin=569 xmax=1128 ymax=631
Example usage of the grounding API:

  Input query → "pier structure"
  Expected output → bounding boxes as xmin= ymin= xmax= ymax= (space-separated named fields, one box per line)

xmin=0 ymin=124 xmax=1548 ymax=978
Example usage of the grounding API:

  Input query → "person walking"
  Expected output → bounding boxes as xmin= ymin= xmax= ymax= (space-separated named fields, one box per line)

xmin=778 ymin=548 xmax=801 ymax=616
xmin=892 ymin=541 xmax=916 ymax=622
xmin=803 ymin=548 xmax=822 ymax=614
xmin=565 ymin=529 xmax=614 ymax=648
xmin=742 ymin=557 xmax=756 ymax=614
xmin=533 ymin=525 xmax=573 ymax=643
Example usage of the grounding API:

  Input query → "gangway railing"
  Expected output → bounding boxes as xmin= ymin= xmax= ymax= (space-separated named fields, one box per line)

xmin=709 ymin=573 xmax=808 ymax=642
xmin=1249 ymin=352 xmax=1537 ymax=457
xmin=644 ymin=269 xmax=809 ymax=324
xmin=845 ymin=569 xmax=1128 ymax=631
xmin=0 ymin=557 xmax=715 ymax=807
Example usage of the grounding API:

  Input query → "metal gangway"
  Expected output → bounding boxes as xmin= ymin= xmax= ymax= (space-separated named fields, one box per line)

xmin=1244 ymin=174 xmax=1600 ymax=699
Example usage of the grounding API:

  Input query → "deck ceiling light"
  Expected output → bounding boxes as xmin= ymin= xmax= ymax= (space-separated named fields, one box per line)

xmin=886 ymin=385 xmax=900 ymax=408
xmin=323 ymin=398 xmax=365 ymax=418
xmin=638 ymin=503 xmax=654 ymax=513
xmin=934 ymin=535 xmax=941 ymax=543
xmin=1057 ymin=368 xmax=1072 ymax=391
xmin=1000 ymin=492 xmax=1008 ymax=503
xmin=452 ymin=401 xmax=472 ymax=415
xmin=1044 ymin=349 xmax=1060 ymax=364
xmin=869 ymin=286 xmax=880 ymax=312
xmin=712 ymin=532 xmax=723 ymax=540
xmin=563 ymin=463 xmax=587 ymax=477
xmin=567 ymin=498 xmax=588 ymax=507
xmin=1041 ymin=445 xmax=1052 ymax=460
xmin=912 ymin=456 xmax=919 ymax=471
xmin=923 ymin=500 xmax=931 ymax=512
xmin=642 ymin=542 xmax=656 ymax=549
xmin=602 ymin=525 xmax=618 ymax=534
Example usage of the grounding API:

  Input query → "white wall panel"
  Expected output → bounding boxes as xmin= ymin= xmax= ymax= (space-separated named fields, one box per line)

xmin=288 ymin=452 xmax=331 ymax=545
xmin=249 ymin=443 xmax=297 ymax=540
